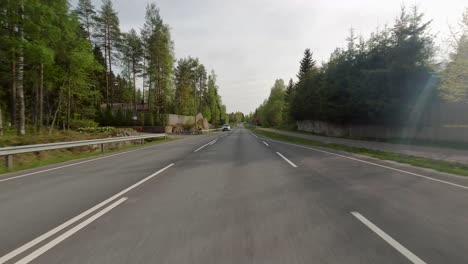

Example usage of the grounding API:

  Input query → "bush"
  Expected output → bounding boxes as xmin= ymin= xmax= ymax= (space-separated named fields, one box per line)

xmin=95 ymin=106 xmax=104 ymax=125
xmin=69 ymin=119 xmax=98 ymax=130
xmin=138 ymin=112 xmax=144 ymax=126
xmin=126 ymin=110 xmax=135 ymax=126
xmin=77 ymin=126 xmax=115 ymax=133
xmin=144 ymin=112 xmax=154 ymax=126
xmin=102 ymin=106 xmax=114 ymax=126
xmin=115 ymin=108 xmax=124 ymax=126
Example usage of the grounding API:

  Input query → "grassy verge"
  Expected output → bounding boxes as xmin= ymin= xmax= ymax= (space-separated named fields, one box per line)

xmin=0 ymin=137 xmax=174 ymax=175
xmin=272 ymin=126 xmax=468 ymax=151
xmin=250 ymin=128 xmax=468 ymax=177
xmin=0 ymin=127 xmax=137 ymax=147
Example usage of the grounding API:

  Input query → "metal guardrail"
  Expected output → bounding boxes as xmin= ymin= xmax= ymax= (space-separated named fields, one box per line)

xmin=0 ymin=134 xmax=166 ymax=169
xmin=174 ymin=128 xmax=222 ymax=135
xmin=200 ymin=128 xmax=222 ymax=133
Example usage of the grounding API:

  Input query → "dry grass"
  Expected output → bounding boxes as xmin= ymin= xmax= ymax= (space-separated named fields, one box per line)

xmin=0 ymin=128 xmax=137 ymax=147
xmin=0 ymin=137 xmax=171 ymax=174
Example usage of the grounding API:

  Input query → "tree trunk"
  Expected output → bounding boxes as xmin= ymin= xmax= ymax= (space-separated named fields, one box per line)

xmin=104 ymin=28 xmax=109 ymax=106
xmin=17 ymin=1 xmax=26 ymax=136
xmin=39 ymin=63 xmax=44 ymax=128
xmin=142 ymin=57 xmax=145 ymax=109
xmin=11 ymin=60 xmax=16 ymax=128
xmin=86 ymin=16 xmax=91 ymax=43
xmin=148 ymin=77 xmax=152 ymax=111
xmin=49 ymin=87 xmax=64 ymax=135
xmin=67 ymin=84 xmax=71 ymax=130
xmin=34 ymin=81 xmax=39 ymax=128
xmin=133 ymin=62 xmax=137 ymax=119
xmin=108 ymin=32 xmax=113 ymax=107
xmin=0 ymin=108 xmax=3 ymax=136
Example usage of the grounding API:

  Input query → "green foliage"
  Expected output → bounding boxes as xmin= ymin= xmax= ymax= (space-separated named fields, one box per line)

xmin=286 ymin=6 xmax=435 ymax=126
xmin=125 ymin=110 xmax=135 ymax=126
xmin=69 ymin=119 xmax=98 ymax=130
xmin=0 ymin=0 xmax=230 ymax=136
xmin=95 ymin=105 xmax=103 ymax=125
xmin=255 ymin=79 xmax=286 ymax=127
xmin=174 ymin=57 xmax=198 ymax=115
xmin=74 ymin=0 xmax=96 ymax=41
xmin=144 ymin=112 xmax=154 ymax=126
xmin=440 ymin=8 xmax=468 ymax=102
xmin=282 ymin=79 xmax=295 ymax=124
xmin=228 ymin=112 xmax=244 ymax=123
xmin=102 ymin=106 xmax=114 ymax=126
xmin=115 ymin=108 xmax=124 ymax=126
xmin=297 ymin=48 xmax=316 ymax=81
xmin=77 ymin=126 xmax=114 ymax=133
xmin=142 ymin=3 xmax=174 ymax=124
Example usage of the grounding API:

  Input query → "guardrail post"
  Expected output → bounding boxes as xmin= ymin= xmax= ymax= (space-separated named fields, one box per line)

xmin=100 ymin=143 xmax=105 ymax=152
xmin=5 ymin=155 xmax=13 ymax=169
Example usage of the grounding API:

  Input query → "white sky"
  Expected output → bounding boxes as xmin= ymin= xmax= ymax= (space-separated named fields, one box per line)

xmin=73 ymin=0 xmax=467 ymax=114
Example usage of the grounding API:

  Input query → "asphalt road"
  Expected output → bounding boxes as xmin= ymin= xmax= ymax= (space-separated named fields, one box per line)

xmin=1 ymin=126 xmax=468 ymax=263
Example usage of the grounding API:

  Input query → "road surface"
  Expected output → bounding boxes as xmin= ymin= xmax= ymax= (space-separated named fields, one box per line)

xmin=1 ymin=126 xmax=468 ymax=263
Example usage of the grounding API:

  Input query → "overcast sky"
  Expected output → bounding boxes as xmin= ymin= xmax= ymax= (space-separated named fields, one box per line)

xmin=73 ymin=0 xmax=467 ymax=114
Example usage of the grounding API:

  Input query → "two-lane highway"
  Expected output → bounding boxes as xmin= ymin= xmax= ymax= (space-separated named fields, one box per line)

xmin=1 ymin=127 xmax=468 ymax=263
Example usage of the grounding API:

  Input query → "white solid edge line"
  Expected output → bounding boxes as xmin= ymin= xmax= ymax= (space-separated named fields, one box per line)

xmin=351 ymin=212 xmax=426 ymax=264
xmin=0 ymin=164 xmax=174 ymax=264
xmin=262 ymin=141 xmax=270 ymax=147
xmin=194 ymin=139 xmax=216 ymax=152
xmin=266 ymin=138 xmax=468 ymax=190
xmin=16 ymin=197 xmax=128 ymax=264
xmin=249 ymin=132 xmax=258 ymax=138
xmin=276 ymin=152 xmax=298 ymax=168
xmin=209 ymin=139 xmax=218 ymax=145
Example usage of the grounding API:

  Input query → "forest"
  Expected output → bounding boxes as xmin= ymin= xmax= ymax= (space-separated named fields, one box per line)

xmin=252 ymin=6 xmax=468 ymax=129
xmin=0 ymin=0 xmax=229 ymax=136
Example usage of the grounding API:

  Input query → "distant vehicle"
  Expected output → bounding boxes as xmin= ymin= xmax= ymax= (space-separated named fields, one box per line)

xmin=222 ymin=124 xmax=231 ymax=131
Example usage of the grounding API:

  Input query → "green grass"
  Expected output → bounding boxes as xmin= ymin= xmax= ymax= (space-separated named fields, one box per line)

xmin=271 ymin=126 xmax=468 ymax=151
xmin=250 ymin=128 xmax=468 ymax=177
xmin=0 ymin=137 xmax=174 ymax=175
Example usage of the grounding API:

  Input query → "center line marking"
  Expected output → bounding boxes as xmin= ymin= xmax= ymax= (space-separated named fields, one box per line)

xmin=194 ymin=139 xmax=216 ymax=152
xmin=262 ymin=141 xmax=269 ymax=147
xmin=16 ymin=197 xmax=128 ymax=264
xmin=0 ymin=164 xmax=174 ymax=264
xmin=276 ymin=152 xmax=298 ymax=168
xmin=351 ymin=212 xmax=426 ymax=264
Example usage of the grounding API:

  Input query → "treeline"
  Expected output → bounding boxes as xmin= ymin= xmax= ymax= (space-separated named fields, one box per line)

xmin=0 ymin=0 xmax=228 ymax=136
xmin=228 ymin=112 xmax=244 ymax=124
xmin=255 ymin=6 xmax=465 ymax=128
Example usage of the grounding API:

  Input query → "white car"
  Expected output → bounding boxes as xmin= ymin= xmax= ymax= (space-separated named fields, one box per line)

xmin=222 ymin=124 xmax=231 ymax=131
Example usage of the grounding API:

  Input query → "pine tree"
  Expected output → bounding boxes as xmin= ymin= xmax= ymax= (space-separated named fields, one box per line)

xmin=141 ymin=3 xmax=174 ymax=124
xmin=95 ymin=0 xmax=121 ymax=106
xmin=121 ymin=28 xmax=143 ymax=115
xmin=297 ymin=48 xmax=316 ymax=81
xmin=74 ymin=0 xmax=96 ymax=42
xmin=282 ymin=78 xmax=294 ymax=124
xmin=17 ymin=0 xmax=25 ymax=135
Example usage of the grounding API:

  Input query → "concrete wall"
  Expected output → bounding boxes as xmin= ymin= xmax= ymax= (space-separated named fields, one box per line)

xmin=297 ymin=120 xmax=468 ymax=143
xmin=296 ymin=100 xmax=468 ymax=143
